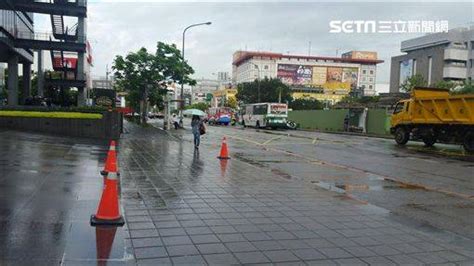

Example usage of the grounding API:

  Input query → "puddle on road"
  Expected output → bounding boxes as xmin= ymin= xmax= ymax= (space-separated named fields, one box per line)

xmin=233 ymin=153 xmax=265 ymax=168
xmin=311 ymin=176 xmax=427 ymax=194
xmin=270 ymin=169 xmax=292 ymax=179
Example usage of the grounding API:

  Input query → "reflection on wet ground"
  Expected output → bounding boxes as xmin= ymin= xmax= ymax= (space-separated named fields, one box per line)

xmin=2 ymin=121 xmax=474 ymax=265
xmin=0 ymin=129 xmax=130 ymax=264
xmin=159 ymin=121 xmax=474 ymax=241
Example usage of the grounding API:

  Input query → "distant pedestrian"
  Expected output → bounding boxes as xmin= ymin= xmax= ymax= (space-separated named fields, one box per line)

xmin=343 ymin=114 xmax=349 ymax=132
xmin=191 ymin=115 xmax=205 ymax=149
xmin=172 ymin=114 xmax=179 ymax=130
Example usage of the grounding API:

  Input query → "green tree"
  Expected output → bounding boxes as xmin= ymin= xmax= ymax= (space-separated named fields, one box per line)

xmin=433 ymin=80 xmax=456 ymax=91
xmin=185 ymin=102 xmax=209 ymax=111
xmin=451 ymin=80 xmax=474 ymax=95
xmin=236 ymin=78 xmax=292 ymax=104
xmin=113 ymin=42 xmax=195 ymax=124
xmin=289 ymin=98 xmax=324 ymax=110
xmin=400 ymin=74 xmax=427 ymax=93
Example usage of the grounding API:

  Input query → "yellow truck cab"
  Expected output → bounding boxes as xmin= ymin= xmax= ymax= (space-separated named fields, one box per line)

xmin=390 ymin=87 xmax=474 ymax=152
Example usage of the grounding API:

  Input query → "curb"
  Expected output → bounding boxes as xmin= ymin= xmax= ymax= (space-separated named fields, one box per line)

xmin=257 ymin=128 xmax=392 ymax=141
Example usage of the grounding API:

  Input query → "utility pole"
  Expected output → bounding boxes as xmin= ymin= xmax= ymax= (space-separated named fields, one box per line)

xmin=105 ymin=64 xmax=111 ymax=90
xmin=180 ymin=22 xmax=212 ymax=126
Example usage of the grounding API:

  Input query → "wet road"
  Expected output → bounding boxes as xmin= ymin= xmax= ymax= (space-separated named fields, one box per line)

xmin=0 ymin=129 xmax=131 ymax=265
xmin=1 ymin=122 xmax=473 ymax=265
xmin=155 ymin=120 xmax=474 ymax=240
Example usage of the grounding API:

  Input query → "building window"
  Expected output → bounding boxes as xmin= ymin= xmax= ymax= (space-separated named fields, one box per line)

xmin=362 ymin=70 xmax=367 ymax=74
xmin=369 ymin=70 xmax=374 ymax=75
xmin=369 ymin=85 xmax=373 ymax=90
xmin=254 ymin=65 xmax=258 ymax=69
xmin=428 ymin=56 xmax=432 ymax=85
xmin=369 ymin=78 xmax=373 ymax=82
xmin=413 ymin=59 xmax=417 ymax=75
xmin=264 ymin=65 xmax=269 ymax=70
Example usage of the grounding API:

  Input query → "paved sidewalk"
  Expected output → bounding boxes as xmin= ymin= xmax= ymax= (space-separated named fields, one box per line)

xmin=119 ymin=122 xmax=474 ymax=265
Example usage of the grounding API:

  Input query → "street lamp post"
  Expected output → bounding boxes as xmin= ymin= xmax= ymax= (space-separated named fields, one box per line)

xmin=249 ymin=62 xmax=261 ymax=102
xmin=180 ymin=21 xmax=212 ymax=126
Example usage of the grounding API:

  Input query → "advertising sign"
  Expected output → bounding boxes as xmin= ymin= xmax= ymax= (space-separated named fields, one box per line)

xmin=327 ymin=67 xmax=343 ymax=82
xmin=52 ymin=57 xmax=78 ymax=69
xmin=399 ymin=59 xmax=413 ymax=85
xmin=348 ymin=51 xmax=377 ymax=60
xmin=277 ymin=64 xmax=312 ymax=85
xmin=342 ymin=67 xmax=359 ymax=90
xmin=312 ymin=67 xmax=327 ymax=85
xmin=277 ymin=64 xmax=358 ymax=93
xmin=270 ymin=103 xmax=288 ymax=115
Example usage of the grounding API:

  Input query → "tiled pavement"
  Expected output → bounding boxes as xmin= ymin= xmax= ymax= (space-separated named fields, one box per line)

xmin=119 ymin=123 xmax=474 ymax=265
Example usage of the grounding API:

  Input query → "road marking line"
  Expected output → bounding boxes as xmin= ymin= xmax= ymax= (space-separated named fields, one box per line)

xmin=227 ymin=132 xmax=473 ymax=200
xmin=262 ymin=136 xmax=283 ymax=145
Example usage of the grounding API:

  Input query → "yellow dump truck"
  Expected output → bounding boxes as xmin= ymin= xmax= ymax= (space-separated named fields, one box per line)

xmin=390 ymin=87 xmax=474 ymax=152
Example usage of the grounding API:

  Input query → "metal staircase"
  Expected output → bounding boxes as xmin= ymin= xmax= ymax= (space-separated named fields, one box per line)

xmin=48 ymin=0 xmax=82 ymax=85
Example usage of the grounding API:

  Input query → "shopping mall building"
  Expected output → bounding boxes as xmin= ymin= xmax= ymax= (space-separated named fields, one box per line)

xmin=232 ymin=50 xmax=383 ymax=104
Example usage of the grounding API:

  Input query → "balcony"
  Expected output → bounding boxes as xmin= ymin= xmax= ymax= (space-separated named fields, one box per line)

xmin=444 ymin=48 xmax=468 ymax=61
xmin=443 ymin=66 xmax=467 ymax=79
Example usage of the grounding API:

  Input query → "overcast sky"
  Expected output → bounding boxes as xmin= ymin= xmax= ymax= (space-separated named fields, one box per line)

xmin=35 ymin=1 xmax=473 ymax=90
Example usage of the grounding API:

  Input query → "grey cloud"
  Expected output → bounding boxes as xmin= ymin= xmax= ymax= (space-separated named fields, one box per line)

xmin=51 ymin=2 xmax=474 ymax=84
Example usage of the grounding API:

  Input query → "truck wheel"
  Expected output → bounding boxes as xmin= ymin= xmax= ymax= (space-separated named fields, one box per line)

xmin=463 ymin=132 xmax=474 ymax=153
xmin=395 ymin=127 xmax=409 ymax=145
xmin=422 ymin=136 xmax=436 ymax=147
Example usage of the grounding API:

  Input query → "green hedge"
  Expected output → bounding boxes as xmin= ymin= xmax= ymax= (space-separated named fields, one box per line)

xmin=0 ymin=111 xmax=103 ymax=119
xmin=0 ymin=106 xmax=109 ymax=114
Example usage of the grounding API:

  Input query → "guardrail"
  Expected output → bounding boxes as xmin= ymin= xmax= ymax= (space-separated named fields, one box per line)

xmin=33 ymin=0 xmax=87 ymax=5
xmin=14 ymin=30 xmax=86 ymax=43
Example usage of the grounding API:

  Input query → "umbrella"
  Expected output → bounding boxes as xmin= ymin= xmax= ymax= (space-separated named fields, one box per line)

xmin=183 ymin=109 xmax=206 ymax=117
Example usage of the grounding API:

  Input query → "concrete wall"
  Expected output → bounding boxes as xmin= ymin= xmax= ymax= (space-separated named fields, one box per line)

xmin=389 ymin=45 xmax=446 ymax=92
xmin=0 ymin=112 xmax=121 ymax=139
xmin=288 ymin=109 xmax=349 ymax=131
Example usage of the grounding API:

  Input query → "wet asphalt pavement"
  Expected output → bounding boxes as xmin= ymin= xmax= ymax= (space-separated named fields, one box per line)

xmin=1 ymin=121 xmax=474 ymax=265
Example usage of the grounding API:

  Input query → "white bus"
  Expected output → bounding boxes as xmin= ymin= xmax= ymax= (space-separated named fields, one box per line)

xmin=241 ymin=103 xmax=289 ymax=129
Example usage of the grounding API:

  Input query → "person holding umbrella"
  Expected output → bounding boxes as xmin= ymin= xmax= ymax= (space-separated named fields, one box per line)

xmin=184 ymin=109 xmax=207 ymax=149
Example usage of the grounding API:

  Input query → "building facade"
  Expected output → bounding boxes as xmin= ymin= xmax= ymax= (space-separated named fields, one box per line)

xmin=0 ymin=1 xmax=88 ymax=106
xmin=0 ymin=8 xmax=34 ymax=105
xmin=191 ymin=78 xmax=220 ymax=103
xmin=390 ymin=27 xmax=474 ymax=93
xmin=217 ymin=71 xmax=231 ymax=83
xmin=232 ymin=50 xmax=383 ymax=104
xmin=92 ymin=76 xmax=113 ymax=90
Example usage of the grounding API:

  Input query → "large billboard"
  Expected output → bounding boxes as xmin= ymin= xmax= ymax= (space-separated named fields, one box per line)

xmin=278 ymin=64 xmax=358 ymax=93
xmin=399 ymin=59 xmax=413 ymax=85
xmin=277 ymin=64 xmax=312 ymax=85
xmin=342 ymin=51 xmax=378 ymax=60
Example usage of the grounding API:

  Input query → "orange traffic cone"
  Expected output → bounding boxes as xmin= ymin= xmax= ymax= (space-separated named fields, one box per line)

xmin=217 ymin=137 xmax=231 ymax=160
xmin=90 ymin=172 xmax=125 ymax=226
xmin=101 ymin=141 xmax=120 ymax=177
